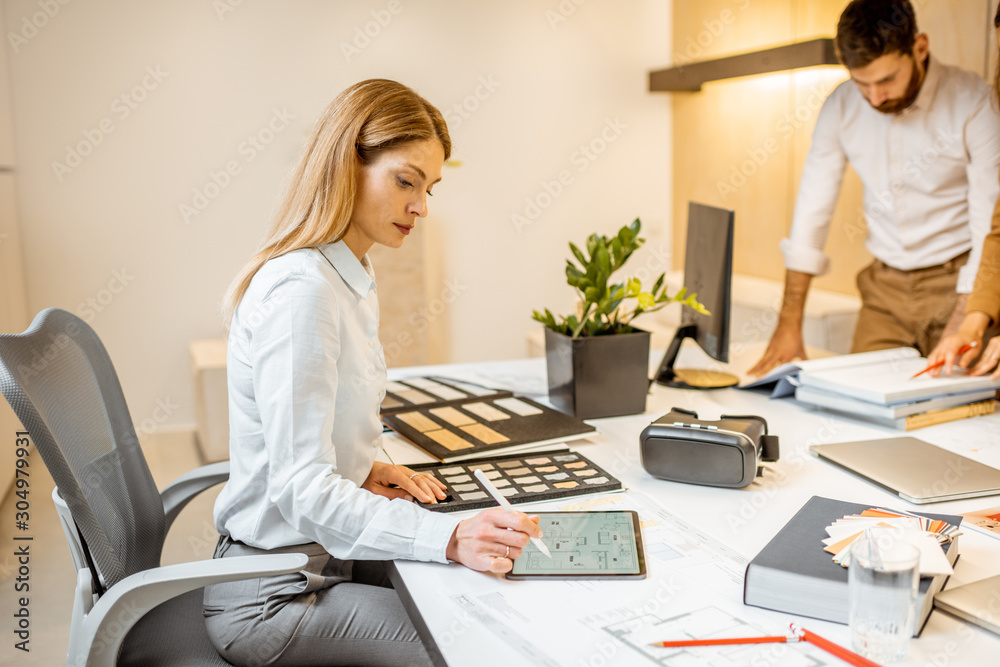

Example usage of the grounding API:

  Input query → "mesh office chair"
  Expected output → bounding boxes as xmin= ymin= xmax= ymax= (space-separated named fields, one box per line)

xmin=0 ymin=308 xmax=306 ymax=666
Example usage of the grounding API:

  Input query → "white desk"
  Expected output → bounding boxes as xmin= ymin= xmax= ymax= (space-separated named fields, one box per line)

xmin=386 ymin=345 xmax=1000 ymax=666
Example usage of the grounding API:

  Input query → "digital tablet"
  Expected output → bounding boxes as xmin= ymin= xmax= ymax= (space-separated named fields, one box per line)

xmin=505 ymin=511 xmax=646 ymax=580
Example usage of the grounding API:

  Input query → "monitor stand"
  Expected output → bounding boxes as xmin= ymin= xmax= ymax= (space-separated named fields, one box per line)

xmin=651 ymin=324 xmax=740 ymax=390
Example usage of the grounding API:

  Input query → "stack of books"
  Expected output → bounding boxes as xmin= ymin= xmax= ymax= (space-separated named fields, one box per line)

xmin=751 ymin=347 xmax=999 ymax=430
xmin=794 ymin=385 xmax=996 ymax=430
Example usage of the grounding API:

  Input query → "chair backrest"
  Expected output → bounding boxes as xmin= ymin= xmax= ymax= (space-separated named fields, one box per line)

xmin=0 ymin=308 xmax=165 ymax=590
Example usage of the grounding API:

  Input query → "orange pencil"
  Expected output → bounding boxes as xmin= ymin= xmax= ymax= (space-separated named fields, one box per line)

xmin=649 ymin=624 xmax=882 ymax=667
xmin=791 ymin=625 xmax=882 ymax=667
xmin=911 ymin=342 xmax=976 ymax=378
xmin=650 ymin=635 xmax=789 ymax=648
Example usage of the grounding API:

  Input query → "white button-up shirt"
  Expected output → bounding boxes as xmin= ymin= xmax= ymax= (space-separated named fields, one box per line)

xmin=215 ymin=241 xmax=459 ymax=562
xmin=781 ymin=56 xmax=1000 ymax=293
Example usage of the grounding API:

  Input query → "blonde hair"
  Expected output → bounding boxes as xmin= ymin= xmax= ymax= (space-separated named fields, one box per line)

xmin=222 ymin=79 xmax=451 ymax=326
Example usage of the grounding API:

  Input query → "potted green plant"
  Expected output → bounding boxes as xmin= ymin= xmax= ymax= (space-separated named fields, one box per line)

xmin=532 ymin=218 xmax=707 ymax=419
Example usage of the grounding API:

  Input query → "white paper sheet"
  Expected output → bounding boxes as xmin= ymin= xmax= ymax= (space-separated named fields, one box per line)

xmin=399 ymin=491 xmax=835 ymax=666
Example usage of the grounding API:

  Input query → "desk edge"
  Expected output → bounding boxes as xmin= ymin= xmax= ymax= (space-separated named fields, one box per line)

xmin=386 ymin=561 xmax=449 ymax=667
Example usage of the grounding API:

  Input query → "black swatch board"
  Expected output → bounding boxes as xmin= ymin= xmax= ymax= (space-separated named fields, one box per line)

xmin=409 ymin=449 xmax=622 ymax=512
xmin=381 ymin=393 xmax=597 ymax=463
xmin=381 ymin=376 xmax=512 ymax=415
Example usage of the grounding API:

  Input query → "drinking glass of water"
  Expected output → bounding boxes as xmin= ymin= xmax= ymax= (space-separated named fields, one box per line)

xmin=848 ymin=528 xmax=920 ymax=663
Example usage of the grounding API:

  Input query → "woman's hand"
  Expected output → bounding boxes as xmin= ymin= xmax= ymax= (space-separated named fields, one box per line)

xmin=927 ymin=312 xmax=991 ymax=377
xmin=445 ymin=508 xmax=543 ymax=573
xmin=361 ymin=461 xmax=447 ymax=504
xmin=967 ymin=336 xmax=1000 ymax=379
xmin=927 ymin=332 xmax=981 ymax=377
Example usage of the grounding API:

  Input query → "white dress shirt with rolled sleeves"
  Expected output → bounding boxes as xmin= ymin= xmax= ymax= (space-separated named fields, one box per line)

xmin=215 ymin=241 xmax=460 ymax=562
xmin=780 ymin=56 xmax=1000 ymax=293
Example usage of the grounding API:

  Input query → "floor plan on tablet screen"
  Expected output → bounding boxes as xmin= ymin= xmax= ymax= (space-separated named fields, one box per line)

xmin=518 ymin=512 xmax=640 ymax=574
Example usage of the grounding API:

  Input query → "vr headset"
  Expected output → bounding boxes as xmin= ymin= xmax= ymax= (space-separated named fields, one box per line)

xmin=639 ymin=408 xmax=780 ymax=488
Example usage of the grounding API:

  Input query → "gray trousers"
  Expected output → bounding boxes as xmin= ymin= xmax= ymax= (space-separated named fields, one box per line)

xmin=203 ymin=537 xmax=433 ymax=667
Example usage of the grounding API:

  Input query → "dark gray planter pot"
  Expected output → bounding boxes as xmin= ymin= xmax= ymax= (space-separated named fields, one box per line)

xmin=544 ymin=327 xmax=650 ymax=419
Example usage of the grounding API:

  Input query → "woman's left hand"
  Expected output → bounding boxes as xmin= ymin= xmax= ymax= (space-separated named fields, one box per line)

xmin=927 ymin=311 xmax=992 ymax=377
xmin=361 ymin=461 xmax=448 ymax=504
xmin=927 ymin=331 xmax=981 ymax=377
xmin=967 ymin=335 xmax=1000 ymax=379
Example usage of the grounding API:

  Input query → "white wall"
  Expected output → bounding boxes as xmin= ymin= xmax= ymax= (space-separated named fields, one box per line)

xmin=0 ymin=4 xmax=29 ymax=500
xmin=3 ymin=0 xmax=673 ymax=431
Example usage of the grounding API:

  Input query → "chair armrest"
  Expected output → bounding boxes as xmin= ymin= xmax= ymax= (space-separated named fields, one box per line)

xmin=70 ymin=552 xmax=307 ymax=667
xmin=160 ymin=460 xmax=230 ymax=532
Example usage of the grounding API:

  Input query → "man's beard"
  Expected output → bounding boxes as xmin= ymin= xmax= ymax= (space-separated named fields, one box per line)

xmin=873 ymin=57 xmax=926 ymax=114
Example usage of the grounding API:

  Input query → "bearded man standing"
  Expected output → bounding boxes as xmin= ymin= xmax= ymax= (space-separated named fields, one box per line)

xmin=750 ymin=0 xmax=1000 ymax=375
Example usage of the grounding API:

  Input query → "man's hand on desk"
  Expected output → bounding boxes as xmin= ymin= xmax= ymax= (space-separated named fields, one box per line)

xmin=446 ymin=508 xmax=542 ymax=573
xmin=748 ymin=322 xmax=808 ymax=377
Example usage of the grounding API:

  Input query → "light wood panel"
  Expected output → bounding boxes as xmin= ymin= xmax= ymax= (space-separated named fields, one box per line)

xmin=672 ymin=0 xmax=994 ymax=296
xmin=918 ymin=0 xmax=992 ymax=77
xmin=782 ymin=3 xmax=868 ymax=295
xmin=787 ymin=1 xmax=869 ymax=296
xmin=673 ymin=73 xmax=798 ymax=281
xmin=0 ymin=173 xmax=28 ymax=499
xmin=368 ymin=225 xmax=431 ymax=368
xmin=672 ymin=0 xmax=830 ymax=287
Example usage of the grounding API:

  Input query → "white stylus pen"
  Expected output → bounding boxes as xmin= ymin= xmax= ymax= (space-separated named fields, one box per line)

xmin=473 ymin=468 xmax=551 ymax=558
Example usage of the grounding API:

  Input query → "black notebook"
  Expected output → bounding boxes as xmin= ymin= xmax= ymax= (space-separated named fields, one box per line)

xmin=381 ymin=376 xmax=512 ymax=415
xmin=743 ymin=495 xmax=961 ymax=636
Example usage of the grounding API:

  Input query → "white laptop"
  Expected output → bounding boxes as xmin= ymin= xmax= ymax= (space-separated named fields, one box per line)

xmin=809 ymin=437 xmax=1000 ymax=504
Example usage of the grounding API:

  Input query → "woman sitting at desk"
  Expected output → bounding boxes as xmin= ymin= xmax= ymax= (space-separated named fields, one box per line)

xmin=928 ymin=3 xmax=1000 ymax=379
xmin=203 ymin=79 xmax=542 ymax=667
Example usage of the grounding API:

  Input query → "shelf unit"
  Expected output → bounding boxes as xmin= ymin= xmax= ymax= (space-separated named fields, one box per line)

xmin=649 ymin=38 xmax=839 ymax=92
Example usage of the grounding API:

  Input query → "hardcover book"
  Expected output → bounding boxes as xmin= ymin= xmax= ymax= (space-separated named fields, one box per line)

xmin=794 ymin=385 xmax=997 ymax=430
xmin=740 ymin=347 xmax=920 ymax=398
xmin=794 ymin=385 xmax=996 ymax=420
xmin=798 ymin=354 xmax=1000 ymax=405
xmin=744 ymin=495 xmax=961 ymax=636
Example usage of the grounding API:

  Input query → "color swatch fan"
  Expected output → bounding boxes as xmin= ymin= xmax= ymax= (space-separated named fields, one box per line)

xmin=823 ymin=507 xmax=959 ymax=576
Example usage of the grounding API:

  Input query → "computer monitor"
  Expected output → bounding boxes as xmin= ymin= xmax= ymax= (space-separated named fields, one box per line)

xmin=652 ymin=202 xmax=738 ymax=390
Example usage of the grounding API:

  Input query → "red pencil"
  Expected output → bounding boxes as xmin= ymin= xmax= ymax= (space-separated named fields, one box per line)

xmin=649 ymin=635 xmax=788 ymax=648
xmin=791 ymin=624 xmax=882 ymax=667
xmin=649 ymin=625 xmax=883 ymax=667
xmin=911 ymin=342 xmax=976 ymax=378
